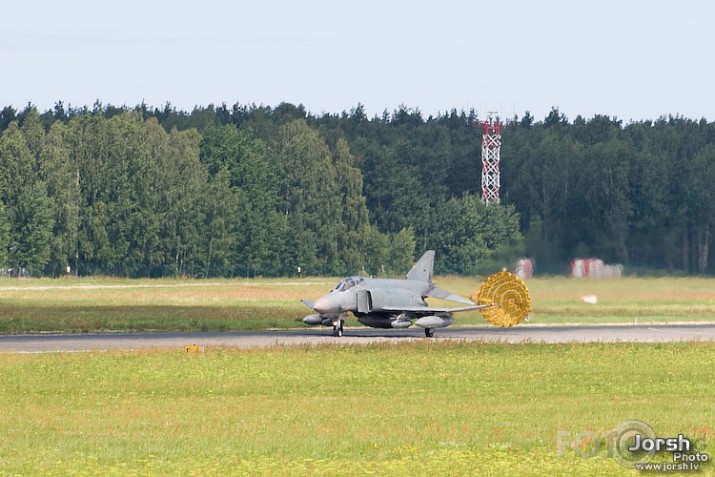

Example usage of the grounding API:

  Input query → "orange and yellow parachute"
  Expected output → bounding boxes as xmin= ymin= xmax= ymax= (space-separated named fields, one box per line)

xmin=471 ymin=271 xmax=532 ymax=327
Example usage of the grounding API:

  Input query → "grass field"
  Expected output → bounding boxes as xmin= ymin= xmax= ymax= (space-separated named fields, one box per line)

xmin=0 ymin=341 xmax=712 ymax=476
xmin=1 ymin=275 xmax=715 ymax=333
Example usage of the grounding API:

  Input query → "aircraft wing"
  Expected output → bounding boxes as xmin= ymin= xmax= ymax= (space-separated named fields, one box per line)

xmin=381 ymin=304 xmax=492 ymax=313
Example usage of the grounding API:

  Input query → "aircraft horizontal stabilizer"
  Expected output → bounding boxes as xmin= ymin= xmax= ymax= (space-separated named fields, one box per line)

xmin=426 ymin=286 xmax=474 ymax=305
xmin=381 ymin=304 xmax=492 ymax=314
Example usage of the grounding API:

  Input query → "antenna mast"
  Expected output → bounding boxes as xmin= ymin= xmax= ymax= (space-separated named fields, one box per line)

xmin=479 ymin=112 xmax=503 ymax=205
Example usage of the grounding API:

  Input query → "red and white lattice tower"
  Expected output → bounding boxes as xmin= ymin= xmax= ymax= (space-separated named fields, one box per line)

xmin=479 ymin=114 xmax=503 ymax=204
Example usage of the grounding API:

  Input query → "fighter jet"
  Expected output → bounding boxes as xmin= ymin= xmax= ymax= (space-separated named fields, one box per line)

xmin=301 ymin=250 xmax=494 ymax=337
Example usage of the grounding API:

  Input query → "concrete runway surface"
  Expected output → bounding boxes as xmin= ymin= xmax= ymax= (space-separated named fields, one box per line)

xmin=1 ymin=323 xmax=715 ymax=352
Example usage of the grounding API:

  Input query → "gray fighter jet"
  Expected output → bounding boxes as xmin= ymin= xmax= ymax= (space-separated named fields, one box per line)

xmin=301 ymin=250 xmax=491 ymax=337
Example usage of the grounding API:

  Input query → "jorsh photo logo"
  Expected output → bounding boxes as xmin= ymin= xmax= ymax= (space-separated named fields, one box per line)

xmin=557 ymin=420 xmax=710 ymax=471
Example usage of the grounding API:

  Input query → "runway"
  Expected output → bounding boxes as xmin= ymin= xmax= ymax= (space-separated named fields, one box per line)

xmin=1 ymin=323 xmax=715 ymax=352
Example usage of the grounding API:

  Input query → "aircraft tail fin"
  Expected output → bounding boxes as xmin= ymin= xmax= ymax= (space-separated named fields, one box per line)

xmin=406 ymin=250 xmax=435 ymax=283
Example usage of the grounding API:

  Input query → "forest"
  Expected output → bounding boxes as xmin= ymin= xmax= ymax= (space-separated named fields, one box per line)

xmin=0 ymin=101 xmax=713 ymax=277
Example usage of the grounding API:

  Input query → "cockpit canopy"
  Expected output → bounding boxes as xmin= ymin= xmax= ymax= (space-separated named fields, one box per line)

xmin=333 ymin=276 xmax=365 ymax=292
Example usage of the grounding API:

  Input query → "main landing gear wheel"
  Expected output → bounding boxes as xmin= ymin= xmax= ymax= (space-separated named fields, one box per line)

xmin=332 ymin=320 xmax=344 ymax=337
xmin=471 ymin=271 xmax=532 ymax=327
xmin=424 ymin=328 xmax=434 ymax=338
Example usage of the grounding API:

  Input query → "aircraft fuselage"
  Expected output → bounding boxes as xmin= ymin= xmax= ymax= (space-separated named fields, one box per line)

xmin=302 ymin=251 xmax=481 ymax=337
xmin=312 ymin=277 xmax=429 ymax=315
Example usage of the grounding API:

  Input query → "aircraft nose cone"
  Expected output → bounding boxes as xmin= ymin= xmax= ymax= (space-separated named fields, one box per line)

xmin=313 ymin=296 xmax=338 ymax=314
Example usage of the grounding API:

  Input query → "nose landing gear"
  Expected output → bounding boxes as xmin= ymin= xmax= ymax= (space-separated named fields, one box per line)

xmin=332 ymin=319 xmax=344 ymax=337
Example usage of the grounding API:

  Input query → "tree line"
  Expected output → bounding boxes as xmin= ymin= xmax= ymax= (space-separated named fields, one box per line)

xmin=0 ymin=101 xmax=713 ymax=277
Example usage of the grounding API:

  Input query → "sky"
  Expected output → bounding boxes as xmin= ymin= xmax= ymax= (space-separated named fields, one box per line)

xmin=2 ymin=0 xmax=714 ymax=122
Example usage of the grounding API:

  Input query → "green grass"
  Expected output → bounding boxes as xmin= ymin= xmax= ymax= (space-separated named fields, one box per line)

xmin=1 ymin=275 xmax=715 ymax=334
xmin=0 ymin=278 xmax=331 ymax=333
xmin=0 ymin=341 xmax=713 ymax=476
xmin=0 ymin=305 xmax=298 ymax=333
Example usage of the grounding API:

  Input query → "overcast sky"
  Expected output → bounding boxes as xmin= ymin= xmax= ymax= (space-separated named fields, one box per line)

xmin=2 ymin=0 xmax=713 ymax=121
